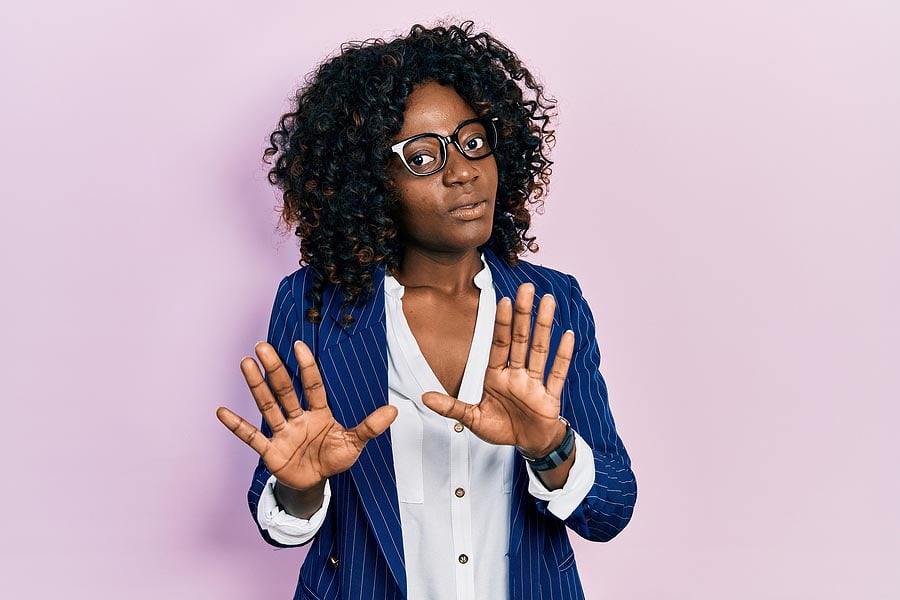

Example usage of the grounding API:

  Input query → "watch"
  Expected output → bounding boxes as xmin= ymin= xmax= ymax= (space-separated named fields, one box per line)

xmin=519 ymin=417 xmax=575 ymax=472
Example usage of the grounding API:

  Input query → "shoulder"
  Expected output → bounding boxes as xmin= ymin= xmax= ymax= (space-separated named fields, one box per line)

xmin=489 ymin=253 xmax=580 ymax=297
xmin=279 ymin=265 xmax=315 ymax=292
xmin=270 ymin=265 xmax=315 ymax=313
xmin=498 ymin=255 xmax=597 ymax=332
xmin=273 ymin=263 xmax=384 ymax=326
xmin=502 ymin=254 xmax=583 ymax=299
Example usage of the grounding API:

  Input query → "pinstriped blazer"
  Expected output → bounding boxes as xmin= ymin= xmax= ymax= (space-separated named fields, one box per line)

xmin=248 ymin=247 xmax=637 ymax=600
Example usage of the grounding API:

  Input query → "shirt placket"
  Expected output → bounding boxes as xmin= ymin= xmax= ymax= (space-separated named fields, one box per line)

xmin=449 ymin=417 xmax=474 ymax=600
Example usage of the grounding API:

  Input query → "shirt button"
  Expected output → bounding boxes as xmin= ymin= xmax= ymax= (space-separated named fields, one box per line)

xmin=458 ymin=554 xmax=469 ymax=564
xmin=454 ymin=422 xmax=464 ymax=433
xmin=454 ymin=487 xmax=465 ymax=498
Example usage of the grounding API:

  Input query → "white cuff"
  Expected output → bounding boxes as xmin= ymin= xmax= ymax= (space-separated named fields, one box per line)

xmin=256 ymin=474 xmax=331 ymax=545
xmin=526 ymin=431 xmax=594 ymax=520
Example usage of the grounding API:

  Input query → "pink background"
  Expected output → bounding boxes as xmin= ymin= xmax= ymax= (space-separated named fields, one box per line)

xmin=2 ymin=1 xmax=898 ymax=598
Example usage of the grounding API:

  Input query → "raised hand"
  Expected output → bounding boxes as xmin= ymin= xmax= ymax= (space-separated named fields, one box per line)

xmin=216 ymin=341 xmax=398 ymax=492
xmin=422 ymin=283 xmax=575 ymax=459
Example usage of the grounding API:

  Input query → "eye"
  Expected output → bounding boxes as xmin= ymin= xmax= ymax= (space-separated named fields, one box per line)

xmin=464 ymin=136 xmax=486 ymax=152
xmin=410 ymin=153 xmax=436 ymax=167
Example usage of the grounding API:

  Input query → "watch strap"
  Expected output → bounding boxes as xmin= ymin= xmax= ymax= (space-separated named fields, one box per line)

xmin=520 ymin=417 xmax=575 ymax=472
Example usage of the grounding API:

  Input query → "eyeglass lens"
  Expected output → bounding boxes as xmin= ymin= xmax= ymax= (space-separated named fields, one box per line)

xmin=400 ymin=119 xmax=495 ymax=175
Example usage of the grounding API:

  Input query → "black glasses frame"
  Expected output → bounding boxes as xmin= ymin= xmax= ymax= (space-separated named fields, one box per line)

xmin=390 ymin=116 xmax=499 ymax=177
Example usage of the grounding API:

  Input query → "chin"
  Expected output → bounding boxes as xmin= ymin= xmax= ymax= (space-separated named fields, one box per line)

xmin=437 ymin=226 xmax=494 ymax=255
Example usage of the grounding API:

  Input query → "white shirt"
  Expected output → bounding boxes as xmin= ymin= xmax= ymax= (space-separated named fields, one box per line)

xmin=256 ymin=254 xmax=596 ymax=599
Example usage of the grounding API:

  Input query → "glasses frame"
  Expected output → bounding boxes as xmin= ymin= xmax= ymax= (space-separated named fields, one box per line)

xmin=390 ymin=116 xmax=499 ymax=177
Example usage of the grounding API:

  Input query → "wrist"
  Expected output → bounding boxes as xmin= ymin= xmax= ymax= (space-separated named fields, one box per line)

xmin=517 ymin=417 xmax=573 ymax=468
xmin=274 ymin=479 xmax=327 ymax=518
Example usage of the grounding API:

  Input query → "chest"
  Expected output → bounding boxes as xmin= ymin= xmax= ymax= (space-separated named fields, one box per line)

xmin=401 ymin=290 xmax=480 ymax=398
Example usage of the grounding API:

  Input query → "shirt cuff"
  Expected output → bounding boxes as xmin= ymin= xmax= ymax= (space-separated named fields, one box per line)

xmin=526 ymin=431 xmax=594 ymax=520
xmin=256 ymin=474 xmax=331 ymax=545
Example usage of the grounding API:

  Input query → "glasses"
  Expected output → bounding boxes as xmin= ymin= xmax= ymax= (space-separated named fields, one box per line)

xmin=390 ymin=116 xmax=498 ymax=176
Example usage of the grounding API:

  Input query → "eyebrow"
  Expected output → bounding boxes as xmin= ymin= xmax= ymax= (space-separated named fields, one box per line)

xmin=394 ymin=116 xmax=480 ymax=141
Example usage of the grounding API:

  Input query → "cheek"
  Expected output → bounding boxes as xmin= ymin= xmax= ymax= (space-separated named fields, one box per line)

xmin=483 ymin=158 xmax=500 ymax=191
xmin=394 ymin=184 xmax=439 ymax=228
xmin=397 ymin=180 xmax=440 ymax=211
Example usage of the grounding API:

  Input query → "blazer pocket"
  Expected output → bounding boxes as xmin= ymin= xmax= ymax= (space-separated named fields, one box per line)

xmin=557 ymin=549 xmax=576 ymax=572
xmin=391 ymin=398 xmax=424 ymax=503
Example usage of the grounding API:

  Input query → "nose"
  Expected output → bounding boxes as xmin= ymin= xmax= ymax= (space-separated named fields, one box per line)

xmin=441 ymin=144 xmax=477 ymax=186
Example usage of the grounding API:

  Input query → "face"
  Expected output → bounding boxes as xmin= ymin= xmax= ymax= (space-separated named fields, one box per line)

xmin=387 ymin=81 xmax=499 ymax=257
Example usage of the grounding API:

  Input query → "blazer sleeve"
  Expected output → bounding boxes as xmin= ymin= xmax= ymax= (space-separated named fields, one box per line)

xmin=534 ymin=274 xmax=638 ymax=542
xmin=246 ymin=271 xmax=321 ymax=548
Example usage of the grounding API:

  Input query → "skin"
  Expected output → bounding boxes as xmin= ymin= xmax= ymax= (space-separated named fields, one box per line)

xmin=387 ymin=82 xmax=500 ymax=400
xmin=216 ymin=81 xmax=577 ymax=519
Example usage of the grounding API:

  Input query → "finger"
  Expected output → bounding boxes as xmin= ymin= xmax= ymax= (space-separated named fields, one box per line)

xmin=488 ymin=297 xmax=513 ymax=370
xmin=255 ymin=342 xmax=303 ymax=419
xmin=293 ymin=340 xmax=328 ymax=411
xmin=216 ymin=406 xmax=272 ymax=458
xmin=508 ymin=283 xmax=535 ymax=369
xmin=421 ymin=391 xmax=478 ymax=429
xmin=546 ymin=329 xmax=575 ymax=400
xmin=349 ymin=405 xmax=398 ymax=445
xmin=240 ymin=353 xmax=289 ymax=433
xmin=527 ymin=294 xmax=556 ymax=379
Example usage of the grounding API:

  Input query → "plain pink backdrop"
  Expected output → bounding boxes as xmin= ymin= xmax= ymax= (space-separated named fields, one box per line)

xmin=2 ymin=1 xmax=898 ymax=598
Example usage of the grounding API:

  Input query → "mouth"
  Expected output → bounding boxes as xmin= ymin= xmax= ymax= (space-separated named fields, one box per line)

xmin=448 ymin=199 xmax=489 ymax=220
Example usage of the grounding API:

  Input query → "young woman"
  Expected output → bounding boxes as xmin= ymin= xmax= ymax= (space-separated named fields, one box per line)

xmin=217 ymin=21 xmax=637 ymax=600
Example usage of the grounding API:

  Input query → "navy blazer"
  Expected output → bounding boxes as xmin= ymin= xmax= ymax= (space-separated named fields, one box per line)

xmin=248 ymin=248 xmax=637 ymax=600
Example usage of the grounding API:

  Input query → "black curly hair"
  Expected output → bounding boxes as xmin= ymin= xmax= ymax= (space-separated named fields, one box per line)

xmin=263 ymin=20 xmax=556 ymax=324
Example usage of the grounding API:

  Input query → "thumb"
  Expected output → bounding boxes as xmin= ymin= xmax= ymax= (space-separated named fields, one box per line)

xmin=422 ymin=391 xmax=474 ymax=427
xmin=351 ymin=404 xmax=398 ymax=444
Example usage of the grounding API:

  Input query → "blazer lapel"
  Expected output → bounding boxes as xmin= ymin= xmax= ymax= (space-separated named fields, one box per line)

xmin=317 ymin=266 xmax=408 ymax=597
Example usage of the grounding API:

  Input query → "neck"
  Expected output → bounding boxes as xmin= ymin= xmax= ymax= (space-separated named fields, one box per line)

xmin=393 ymin=247 xmax=484 ymax=295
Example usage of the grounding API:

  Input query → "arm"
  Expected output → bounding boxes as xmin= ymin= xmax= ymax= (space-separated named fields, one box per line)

xmin=247 ymin=274 xmax=318 ymax=547
xmin=225 ymin=272 xmax=396 ymax=547
xmin=255 ymin=474 xmax=332 ymax=546
xmin=532 ymin=274 xmax=637 ymax=542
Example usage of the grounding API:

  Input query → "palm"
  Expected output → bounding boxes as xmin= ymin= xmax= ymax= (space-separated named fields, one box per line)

xmin=423 ymin=283 xmax=575 ymax=457
xmin=259 ymin=406 xmax=363 ymax=491
xmin=217 ymin=341 xmax=397 ymax=491
xmin=478 ymin=362 xmax=561 ymax=447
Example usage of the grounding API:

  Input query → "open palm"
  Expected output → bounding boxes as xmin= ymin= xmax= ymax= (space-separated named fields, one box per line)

xmin=217 ymin=341 xmax=397 ymax=491
xmin=423 ymin=283 xmax=575 ymax=458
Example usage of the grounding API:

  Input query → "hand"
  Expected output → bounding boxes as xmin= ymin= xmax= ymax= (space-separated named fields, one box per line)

xmin=422 ymin=283 xmax=575 ymax=457
xmin=216 ymin=341 xmax=398 ymax=492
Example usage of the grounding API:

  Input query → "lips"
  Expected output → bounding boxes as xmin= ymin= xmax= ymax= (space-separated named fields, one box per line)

xmin=449 ymin=199 xmax=486 ymax=213
xmin=448 ymin=199 xmax=488 ymax=220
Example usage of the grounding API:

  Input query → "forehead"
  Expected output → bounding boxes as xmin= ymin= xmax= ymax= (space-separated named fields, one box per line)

xmin=397 ymin=81 xmax=479 ymax=139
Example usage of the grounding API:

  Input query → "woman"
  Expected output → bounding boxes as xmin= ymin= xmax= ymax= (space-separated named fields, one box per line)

xmin=217 ymin=21 xmax=637 ymax=600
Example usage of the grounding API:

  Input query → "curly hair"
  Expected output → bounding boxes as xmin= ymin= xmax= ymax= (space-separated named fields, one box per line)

xmin=263 ymin=20 xmax=556 ymax=324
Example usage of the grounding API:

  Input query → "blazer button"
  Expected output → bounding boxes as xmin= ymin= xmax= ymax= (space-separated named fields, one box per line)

xmin=329 ymin=556 xmax=339 ymax=568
